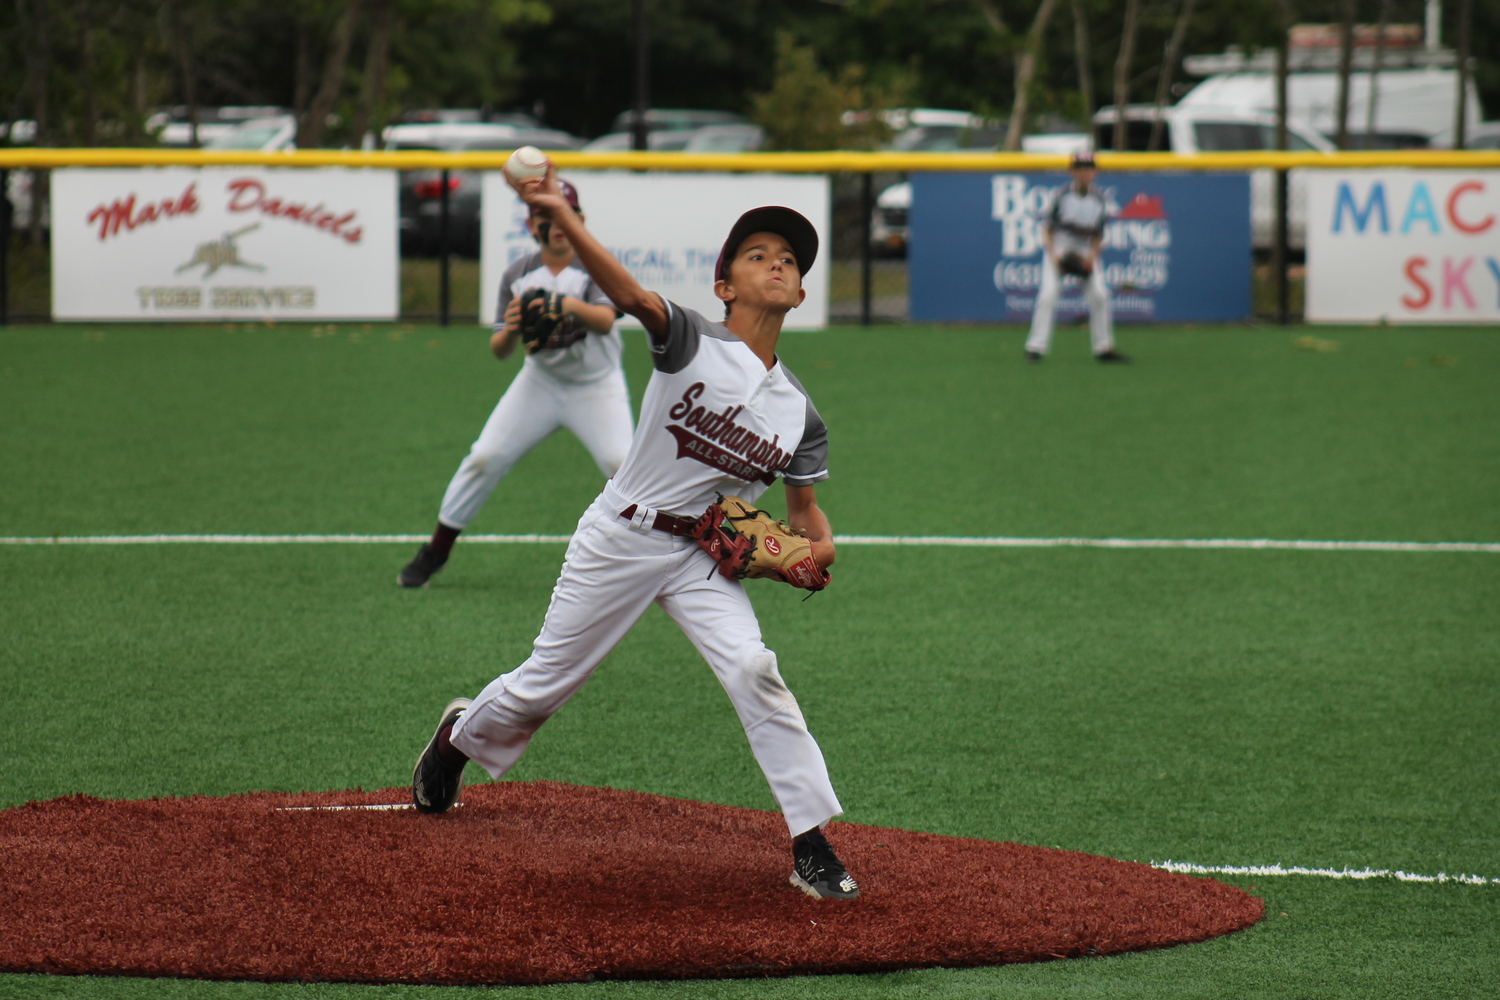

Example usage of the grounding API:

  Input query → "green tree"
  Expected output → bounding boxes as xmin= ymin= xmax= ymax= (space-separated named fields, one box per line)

xmin=749 ymin=31 xmax=905 ymax=151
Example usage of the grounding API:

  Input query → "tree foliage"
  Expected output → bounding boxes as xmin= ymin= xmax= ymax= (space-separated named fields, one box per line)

xmin=748 ymin=33 xmax=907 ymax=151
xmin=0 ymin=0 xmax=1494 ymax=147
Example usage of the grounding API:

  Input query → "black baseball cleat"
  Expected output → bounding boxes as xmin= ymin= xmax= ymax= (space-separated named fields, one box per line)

xmin=398 ymin=543 xmax=448 ymax=588
xmin=1025 ymin=350 xmax=1043 ymax=363
xmin=790 ymin=829 xmax=860 ymax=900
xmin=412 ymin=697 xmax=472 ymax=814
xmin=1095 ymin=349 xmax=1132 ymax=363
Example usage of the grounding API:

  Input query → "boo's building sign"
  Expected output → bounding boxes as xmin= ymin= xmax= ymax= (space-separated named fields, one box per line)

xmin=1306 ymin=171 xmax=1500 ymax=323
xmin=52 ymin=167 xmax=397 ymax=321
xmin=908 ymin=172 xmax=1250 ymax=323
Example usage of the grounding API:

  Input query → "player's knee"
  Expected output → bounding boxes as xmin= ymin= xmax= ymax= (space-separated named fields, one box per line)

xmin=465 ymin=448 xmax=516 ymax=479
xmin=735 ymin=648 xmax=797 ymax=708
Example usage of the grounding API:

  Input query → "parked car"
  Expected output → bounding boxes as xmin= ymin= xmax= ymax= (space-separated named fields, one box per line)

xmin=1172 ymin=67 xmax=1481 ymax=149
xmin=385 ymin=121 xmax=585 ymax=258
xmin=202 ymin=115 xmax=297 ymax=152
xmin=1092 ymin=103 xmax=1334 ymax=250
xmin=1428 ymin=121 xmax=1500 ymax=150
xmin=1020 ymin=133 xmax=1092 ymax=155
xmin=862 ymin=110 xmax=1007 ymax=256
xmin=606 ymin=108 xmax=750 ymax=134
xmin=400 ymin=108 xmax=546 ymax=128
xmin=147 ymin=106 xmax=291 ymax=147
xmin=581 ymin=130 xmax=697 ymax=152
xmin=581 ymin=123 xmax=765 ymax=153
xmin=870 ymin=182 xmax=911 ymax=257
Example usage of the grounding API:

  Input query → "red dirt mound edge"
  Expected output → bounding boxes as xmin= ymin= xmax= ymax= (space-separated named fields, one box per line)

xmin=0 ymin=781 xmax=1262 ymax=986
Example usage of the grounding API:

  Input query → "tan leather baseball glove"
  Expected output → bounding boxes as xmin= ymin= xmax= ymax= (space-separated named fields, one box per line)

xmin=689 ymin=495 xmax=830 ymax=592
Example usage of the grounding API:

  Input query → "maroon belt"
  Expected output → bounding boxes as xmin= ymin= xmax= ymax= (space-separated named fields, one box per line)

xmin=619 ymin=504 xmax=697 ymax=537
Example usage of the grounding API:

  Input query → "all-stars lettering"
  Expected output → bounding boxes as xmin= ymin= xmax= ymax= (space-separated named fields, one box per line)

xmin=664 ymin=382 xmax=790 ymax=481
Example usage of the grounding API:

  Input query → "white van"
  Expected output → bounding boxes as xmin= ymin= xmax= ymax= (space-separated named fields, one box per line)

xmin=1176 ymin=70 xmax=1481 ymax=149
xmin=1093 ymin=104 xmax=1334 ymax=250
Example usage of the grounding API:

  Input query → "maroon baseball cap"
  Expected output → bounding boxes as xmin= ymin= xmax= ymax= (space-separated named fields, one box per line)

xmin=714 ymin=206 xmax=819 ymax=283
xmin=1070 ymin=151 xmax=1097 ymax=169
xmin=528 ymin=177 xmax=580 ymax=216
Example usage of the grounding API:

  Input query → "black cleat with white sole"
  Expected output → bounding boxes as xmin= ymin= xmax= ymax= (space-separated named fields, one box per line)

xmin=412 ymin=697 xmax=472 ymax=814
xmin=398 ymin=543 xmax=448 ymax=588
xmin=790 ymin=829 xmax=860 ymax=899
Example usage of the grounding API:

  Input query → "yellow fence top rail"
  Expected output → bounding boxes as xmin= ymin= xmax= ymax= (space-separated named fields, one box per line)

xmin=2 ymin=148 xmax=1499 ymax=172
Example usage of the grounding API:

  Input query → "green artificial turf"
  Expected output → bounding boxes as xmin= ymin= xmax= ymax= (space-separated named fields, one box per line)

xmin=1 ymin=321 xmax=1497 ymax=999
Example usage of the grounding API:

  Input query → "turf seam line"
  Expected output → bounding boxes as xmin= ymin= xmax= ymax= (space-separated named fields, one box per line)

xmin=2 ymin=533 xmax=1498 ymax=552
xmin=1152 ymin=861 xmax=1499 ymax=885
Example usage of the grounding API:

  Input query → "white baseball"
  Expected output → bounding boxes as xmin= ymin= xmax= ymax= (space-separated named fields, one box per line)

xmin=503 ymin=145 xmax=549 ymax=182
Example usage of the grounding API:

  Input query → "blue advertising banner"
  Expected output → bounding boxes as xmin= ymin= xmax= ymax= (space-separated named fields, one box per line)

xmin=908 ymin=171 xmax=1251 ymax=322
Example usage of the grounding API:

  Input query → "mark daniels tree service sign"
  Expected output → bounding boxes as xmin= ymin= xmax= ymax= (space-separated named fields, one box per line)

xmin=908 ymin=172 xmax=1250 ymax=322
xmin=52 ymin=168 xmax=397 ymax=321
xmin=1307 ymin=171 xmax=1500 ymax=323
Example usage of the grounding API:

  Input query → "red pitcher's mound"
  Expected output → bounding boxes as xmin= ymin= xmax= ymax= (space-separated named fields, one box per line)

xmin=0 ymin=782 xmax=1260 ymax=985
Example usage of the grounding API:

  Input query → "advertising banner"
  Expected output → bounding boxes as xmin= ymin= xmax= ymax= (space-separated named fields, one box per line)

xmin=908 ymin=171 xmax=1250 ymax=323
xmin=1306 ymin=170 xmax=1500 ymax=323
xmin=482 ymin=172 xmax=829 ymax=330
xmin=51 ymin=167 xmax=398 ymax=321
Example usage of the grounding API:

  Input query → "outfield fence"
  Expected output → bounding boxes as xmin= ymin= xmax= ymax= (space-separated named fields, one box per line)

xmin=4 ymin=148 xmax=1499 ymax=327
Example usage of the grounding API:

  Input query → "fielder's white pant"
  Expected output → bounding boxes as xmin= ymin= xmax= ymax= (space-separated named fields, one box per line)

xmin=450 ymin=482 xmax=844 ymax=837
xmin=438 ymin=365 xmax=634 ymax=530
xmin=1025 ymin=253 xmax=1115 ymax=356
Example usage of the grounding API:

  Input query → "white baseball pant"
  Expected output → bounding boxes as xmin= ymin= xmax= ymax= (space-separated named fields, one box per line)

xmin=438 ymin=365 xmax=634 ymax=530
xmin=1025 ymin=252 xmax=1115 ymax=356
xmin=450 ymin=484 xmax=845 ymax=837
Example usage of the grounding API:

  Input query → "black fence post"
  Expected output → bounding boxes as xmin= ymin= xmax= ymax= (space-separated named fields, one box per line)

xmin=439 ymin=167 xmax=451 ymax=327
xmin=1274 ymin=168 xmax=1289 ymax=325
xmin=860 ymin=171 xmax=873 ymax=326
xmin=1 ymin=169 xmax=9 ymax=327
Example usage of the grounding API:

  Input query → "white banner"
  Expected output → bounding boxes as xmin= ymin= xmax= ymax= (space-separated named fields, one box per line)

xmin=1306 ymin=170 xmax=1500 ymax=323
xmin=481 ymin=172 xmax=829 ymax=330
xmin=51 ymin=167 xmax=398 ymax=321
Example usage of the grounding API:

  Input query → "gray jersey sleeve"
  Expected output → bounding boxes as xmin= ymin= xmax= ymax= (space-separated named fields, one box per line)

xmin=651 ymin=299 xmax=705 ymax=373
xmin=780 ymin=367 xmax=830 ymax=486
xmin=494 ymin=253 xmax=541 ymax=330
xmin=582 ymin=276 xmax=619 ymax=314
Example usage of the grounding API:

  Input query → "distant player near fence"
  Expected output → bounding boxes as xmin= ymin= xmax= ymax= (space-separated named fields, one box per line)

xmin=398 ymin=179 xmax=634 ymax=588
xmin=1025 ymin=151 xmax=1130 ymax=364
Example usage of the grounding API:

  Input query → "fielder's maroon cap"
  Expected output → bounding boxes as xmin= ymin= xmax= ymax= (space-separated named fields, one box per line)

xmin=714 ymin=206 xmax=819 ymax=283
xmin=1070 ymin=151 xmax=1097 ymax=169
xmin=528 ymin=178 xmax=580 ymax=216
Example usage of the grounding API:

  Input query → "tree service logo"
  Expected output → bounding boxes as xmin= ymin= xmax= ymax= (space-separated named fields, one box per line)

xmin=176 ymin=224 xmax=264 ymax=277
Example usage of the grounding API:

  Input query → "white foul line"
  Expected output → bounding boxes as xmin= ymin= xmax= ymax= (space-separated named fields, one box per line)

xmin=1 ymin=533 xmax=1496 ymax=553
xmin=1152 ymin=860 xmax=1498 ymax=885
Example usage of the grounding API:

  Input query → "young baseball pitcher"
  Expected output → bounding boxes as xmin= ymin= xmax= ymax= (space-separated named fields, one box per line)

xmin=398 ymin=179 xmax=635 ymax=587
xmin=410 ymin=164 xmax=859 ymax=900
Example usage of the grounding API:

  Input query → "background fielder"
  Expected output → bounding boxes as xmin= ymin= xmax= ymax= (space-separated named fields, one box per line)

xmin=1025 ymin=151 xmax=1130 ymax=364
xmin=399 ymin=180 xmax=634 ymax=587
xmin=411 ymin=167 xmax=860 ymax=901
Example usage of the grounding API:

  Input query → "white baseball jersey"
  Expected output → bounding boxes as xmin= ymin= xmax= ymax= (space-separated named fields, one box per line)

xmin=1043 ymin=184 xmax=1109 ymax=257
xmin=451 ymin=296 xmax=844 ymax=838
xmin=608 ymin=299 xmax=830 ymax=517
xmin=496 ymin=252 xmax=622 ymax=383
